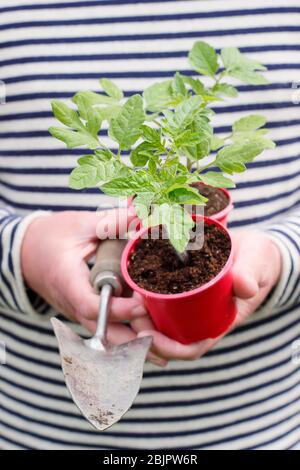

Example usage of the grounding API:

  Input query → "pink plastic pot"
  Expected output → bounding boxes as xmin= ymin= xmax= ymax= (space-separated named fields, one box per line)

xmin=128 ymin=185 xmax=233 ymax=228
xmin=121 ymin=217 xmax=236 ymax=345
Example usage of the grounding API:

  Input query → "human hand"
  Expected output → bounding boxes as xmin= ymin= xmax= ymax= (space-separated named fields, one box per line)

xmin=21 ymin=209 xmax=147 ymax=330
xmin=134 ymin=231 xmax=282 ymax=361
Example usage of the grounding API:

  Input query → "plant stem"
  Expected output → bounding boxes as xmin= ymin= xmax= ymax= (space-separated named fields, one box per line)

xmin=198 ymin=158 xmax=217 ymax=173
xmin=186 ymin=158 xmax=193 ymax=172
xmin=176 ymin=249 xmax=189 ymax=266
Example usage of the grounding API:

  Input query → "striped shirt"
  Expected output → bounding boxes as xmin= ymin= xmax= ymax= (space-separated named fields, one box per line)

xmin=0 ymin=0 xmax=300 ymax=450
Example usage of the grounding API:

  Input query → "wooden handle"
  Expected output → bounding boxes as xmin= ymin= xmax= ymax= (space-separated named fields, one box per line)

xmin=90 ymin=239 xmax=127 ymax=295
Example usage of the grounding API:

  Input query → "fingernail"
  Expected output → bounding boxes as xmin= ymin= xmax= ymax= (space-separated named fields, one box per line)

xmin=132 ymin=305 xmax=147 ymax=317
xmin=148 ymin=354 xmax=168 ymax=367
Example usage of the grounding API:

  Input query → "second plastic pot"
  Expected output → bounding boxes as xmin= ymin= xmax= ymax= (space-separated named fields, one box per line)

xmin=121 ymin=217 xmax=236 ymax=345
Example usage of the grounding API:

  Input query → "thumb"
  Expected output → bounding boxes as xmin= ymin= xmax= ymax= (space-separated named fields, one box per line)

xmin=232 ymin=239 xmax=260 ymax=300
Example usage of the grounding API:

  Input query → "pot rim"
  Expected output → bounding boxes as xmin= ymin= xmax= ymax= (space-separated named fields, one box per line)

xmin=193 ymin=182 xmax=233 ymax=221
xmin=121 ymin=215 xmax=234 ymax=300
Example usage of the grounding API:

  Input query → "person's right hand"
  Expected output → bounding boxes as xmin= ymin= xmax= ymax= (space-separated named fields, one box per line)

xmin=21 ymin=209 xmax=168 ymax=367
xmin=21 ymin=209 xmax=147 ymax=331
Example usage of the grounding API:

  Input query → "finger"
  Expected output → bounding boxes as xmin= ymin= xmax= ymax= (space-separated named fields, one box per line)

xmin=137 ymin=330 xmax=218 ymax=361
xmin=131 ymin=317 xmax=168 ymax=367
xmin=95 ymin=207 xmax=137 ymax=240
xmin=232 ymin=238 xmax=260 ymax=299
xmin=109 ymin=296 xmax=148 ymax=321
xmin=76 ymin=208 xmax=136 ymax=240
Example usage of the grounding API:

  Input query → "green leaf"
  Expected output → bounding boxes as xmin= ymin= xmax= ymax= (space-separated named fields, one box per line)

xmin=210 ymin=135 xmax=225 ymax=151
xmin=48 ymin=126 xmax=99 ymax=149
xmin=73 ymin=90 xmax=116 ymax=107
xmin=173 ymin=95 xmax=203 ymax=128
xmin=51 ymin=100 xmax=84 ymax=130
xmin=188 ymin=41 xmax=219 ymax=77
xmin=85 ymin=107 xmax=102 ymax=137
xmin=212 ymin=83 xmax=238 ymax=97
xmin=233 ymin=114 xmax=267 ymax=133
xmin=130 ymin=143 xmax=151 ymax=166
xmin=199 ymin=171 xmax=235 ymax=188
xmin=94 ymin=149 xmax=113 ymax=161
xmin=183 ymin=76 xmax=206 ymax=95
xmin=146 ymin=204 xmax=194 ymax=253
xmin=143 ymin=80 xmax=174 ymax=112
xmin=69 ymin=164 xmax=100 ymax=189
xmin=99 ymin=78 xmax=124 ymax=101
xmin=182 ymin=116 xmax=213 ymax=161
xmin=221 ymin=47 xmax=268 ymax=85
xmin=96 ymin=105 xmax=122 ymax=122
xmin=140 ymin=125 xmax=161 ymax=143
xmin=69 ymin=158 xmax=129 ymax=190
xmin=102 ymin=172 xmax=156 ymax=197
xmin=148 ymin=159 xmax=157 ymax=175
xmin=168 ymin=186 xmax=207 ymax=204
xmin=133 ymin=193 xmax=155 ymax=220
xmin=227 ymin=69 xmax=269 ymax=85
xmin=109 ymin=94 xmax=145 ymax=149
xmin=172 ymin=72 xmax=187 ymax=96
xmin=216 ymin=141 xmax=271 ymax=174
xmin=221 ymin=47 xmax=267 ymax=72
xmin=221 ymin=48 xmax=268 ymax=85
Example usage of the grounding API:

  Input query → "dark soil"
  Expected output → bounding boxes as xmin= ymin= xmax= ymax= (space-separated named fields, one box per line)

xmin=195 ymin=185 xmax=229 ymax=216
xmin=128 ymin=224 xmax=231 ymax=294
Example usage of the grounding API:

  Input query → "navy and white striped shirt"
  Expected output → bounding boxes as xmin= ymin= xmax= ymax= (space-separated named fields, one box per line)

xmin=0 ymin=0 xmax=300 ymax=450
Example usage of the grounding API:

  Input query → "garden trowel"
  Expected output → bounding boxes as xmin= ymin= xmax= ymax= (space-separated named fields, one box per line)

xmin=51 ymin=239 xmax=152 ymax=430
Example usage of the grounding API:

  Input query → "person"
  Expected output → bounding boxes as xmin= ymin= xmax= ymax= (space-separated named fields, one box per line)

xmin=0 ymin=0 xmax=299 ymax=450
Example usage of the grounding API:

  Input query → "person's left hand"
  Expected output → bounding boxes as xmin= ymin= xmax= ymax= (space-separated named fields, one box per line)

xmin=133 ymin=231 xmax=282 ymax=361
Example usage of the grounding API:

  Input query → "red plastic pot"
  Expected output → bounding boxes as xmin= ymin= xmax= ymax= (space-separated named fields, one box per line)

xmin=128 ymin=185 xmax=233 ymax=228
xmin=121 ymin=217 xmax=236 ymax=345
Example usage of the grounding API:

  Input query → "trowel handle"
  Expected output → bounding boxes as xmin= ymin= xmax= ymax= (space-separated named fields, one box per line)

xmin=90 ymin=239 xmax=127 ymax=297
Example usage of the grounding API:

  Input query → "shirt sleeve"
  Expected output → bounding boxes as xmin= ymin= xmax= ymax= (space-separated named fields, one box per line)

xmin=0 ymin=208 xmax=51 ymax=317
xmin=261 ymin=209 xmax=300 ymax=311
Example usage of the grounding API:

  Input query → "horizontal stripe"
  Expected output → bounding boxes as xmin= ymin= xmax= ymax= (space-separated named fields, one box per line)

xmin=2 ymin=45 xmax=300 ymax=68
xmin=1 ymin=26 xmax=300 ymax=50
xmin=2 ymin=8 xmax=300 ymax=32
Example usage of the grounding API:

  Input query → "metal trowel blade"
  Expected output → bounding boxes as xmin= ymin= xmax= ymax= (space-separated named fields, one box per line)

xmin=51 ymin=317 xmax=152 ymax=430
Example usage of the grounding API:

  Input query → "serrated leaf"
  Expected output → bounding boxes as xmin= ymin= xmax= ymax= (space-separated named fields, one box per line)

xmin=140 ymin=125 xmax=161 ymax=143
xmin=210 ymin=135 xmax=225 ymax=151
xmin=69 ymin=164 xmax=100 ymax=189
xmin=51 ymin=100 xmax=84 ymax=130
xmin=133 ymin=193 xmax=155 ymax=220
xmin=188 ymin=41 xmax=219 ymax=77
xmin=212 ymin=83 xmax=238 ymax=97
xmin=49 ymin=126 xmax=99 ymax=149
xmin=174 ymin=95 xmax=203 ymax=128
xmin=99 ymin=78 xmax=124 ymax=101
xmin=143 ymin=80 xmax=174 ymax=112
xmin=216 ymin=141 xmax=270 ymax=174
xmin=146 ymin=204 xmax=194 ymax=253
xmin=102 ymin=172 xmax=156 ymax=197
xmin=109 ymin=94 xmax=145 ymax=149
xmin=183 ymin=76 xmax=206 ymax=95
xmin=172 ymin=72 xmax=187 ymax=96
xmin=130 ymin=143 xmax=151 ymax=166
xmin=199 ymin=171 xmax=235 ymax=188
xmin=168 ymin=186 xmax=207 ymax=204
xmin=221 ymin=47 xmax=267 ymax=72
xmin=96 ymin=105 xmax=122 ymax=122
xmin=73 ymin=90 xmax=116 ymax=108
xmin=233 ymin=114 xmax=267 ymax=133
xmin=85 ymin=107 xmax=102 ymax=136
xmin=228 ymin=69 xmax=269 ymax=85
